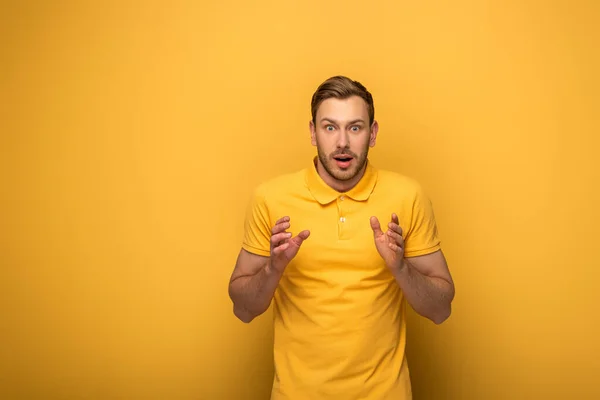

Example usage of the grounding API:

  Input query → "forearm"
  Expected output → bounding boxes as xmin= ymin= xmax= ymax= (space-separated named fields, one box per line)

xmin=392 ymin=259 xmax=455 ymax=324
xmin=228 ymin=262 xmax=283 ymax=323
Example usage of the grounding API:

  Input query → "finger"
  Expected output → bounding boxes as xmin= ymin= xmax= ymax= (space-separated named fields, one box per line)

xmin=271 ymin=231 xmax=292 ymax=245
xmin=391 ymin=213 xmax=400 ymax=225
xmin=370 ymin=216 xmax=384 ymax=236
xmin=386 ymin=229 xmax=404 ymax=245
xmin=272 ymin=220 xmax=291 ymax=234
xmin=387 ymin=221 xmax=403 ymax=236
xmin=388 ymin=242 xmax=403 ymax=254
xmin=290 ymin=230 xmax=310 ymax=246
xmin=275 ymin=216 xmax=290 ymax=225
xmin=272 ymin=241 xmax=290 ymax=256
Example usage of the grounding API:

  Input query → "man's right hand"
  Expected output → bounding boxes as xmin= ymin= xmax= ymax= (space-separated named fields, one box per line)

xmin=228 ymin=216 xmax=309 ymax=323
xmin=268 ymin=216 xmax=310 ymax=273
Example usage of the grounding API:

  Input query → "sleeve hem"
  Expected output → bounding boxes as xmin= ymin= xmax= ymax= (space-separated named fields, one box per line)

xmin=404 ymin=243 xmax=441 ymax=258
xmin=241 ymin=243 xmax=271 ymax=257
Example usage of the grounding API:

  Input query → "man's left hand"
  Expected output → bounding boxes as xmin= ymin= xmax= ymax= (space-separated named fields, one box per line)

xmin=370 ymin=213 xmax=406 ymax=273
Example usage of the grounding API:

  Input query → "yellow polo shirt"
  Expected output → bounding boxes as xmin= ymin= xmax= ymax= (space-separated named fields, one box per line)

xmin=241 ymin=157 xmax=441 ymax=400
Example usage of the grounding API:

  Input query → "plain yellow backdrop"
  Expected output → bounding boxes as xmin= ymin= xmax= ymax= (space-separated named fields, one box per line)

xmin=1 ymin=0 xmax=599 ymax=399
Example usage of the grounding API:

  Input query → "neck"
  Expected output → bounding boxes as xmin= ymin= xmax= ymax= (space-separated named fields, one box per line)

xmin=315 ymin=157 xmax=367 ymax=193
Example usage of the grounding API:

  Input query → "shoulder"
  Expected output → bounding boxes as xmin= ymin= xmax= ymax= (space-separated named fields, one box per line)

xmin=375 ymin=168 xmax=425 ymax=198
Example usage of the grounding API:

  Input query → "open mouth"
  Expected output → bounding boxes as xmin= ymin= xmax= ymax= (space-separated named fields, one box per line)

xmin=333 ymin=155 xmax=354 ymax=168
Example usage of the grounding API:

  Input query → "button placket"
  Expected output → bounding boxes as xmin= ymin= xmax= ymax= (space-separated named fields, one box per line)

xmin=337 ymin=195 xmax=348 ymax=239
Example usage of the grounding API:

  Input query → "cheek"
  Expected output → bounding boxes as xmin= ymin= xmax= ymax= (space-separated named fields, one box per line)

xmin=352 ymin=136 xmax=370 ymax=152
xmin=316 ymin=133 xmax=334 ymax=147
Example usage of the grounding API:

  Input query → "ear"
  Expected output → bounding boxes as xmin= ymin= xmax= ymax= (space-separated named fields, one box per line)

xmin=369 ymin=120 xmax=379 ymax=147
xmin=309 ymin=120 xmax=317 ymax=146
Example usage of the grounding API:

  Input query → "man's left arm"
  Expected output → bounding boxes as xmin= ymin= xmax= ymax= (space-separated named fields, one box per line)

xmin=370 ymin=180 xmax=455 ymax=324
xmin=391 ymin=249 xmax=455 ymax=324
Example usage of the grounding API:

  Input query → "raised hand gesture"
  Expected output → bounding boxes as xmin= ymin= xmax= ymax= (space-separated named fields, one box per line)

xmin=370 ymin=213 xmax=405 ymax=272
xmin=269 ymin=216 xmax=310 ymax=272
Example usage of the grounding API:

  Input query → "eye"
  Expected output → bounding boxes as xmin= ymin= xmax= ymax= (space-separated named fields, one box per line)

xmin=350 ymin=126 xmax=360 ymax=132
xmin=325 ymin=125 xmax=335 ymax=131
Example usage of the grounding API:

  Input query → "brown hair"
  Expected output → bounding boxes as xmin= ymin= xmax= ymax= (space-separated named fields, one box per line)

xmin=311 ymin=75 xmax=375 ymax=125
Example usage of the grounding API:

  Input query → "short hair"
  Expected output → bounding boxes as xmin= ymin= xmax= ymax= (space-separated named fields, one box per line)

xmin=310 ymin=75 xmax=375 ymax=125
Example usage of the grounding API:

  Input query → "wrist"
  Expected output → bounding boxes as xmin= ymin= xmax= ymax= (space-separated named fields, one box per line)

xmin=265 ymin=259 xmax=285 ymax=277
xmin=389 ymin=259 xmax=408 ymax=276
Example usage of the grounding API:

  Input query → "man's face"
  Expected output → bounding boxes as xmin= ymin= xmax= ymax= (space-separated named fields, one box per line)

xmin=310 ymin=96 xmax=378 ymax=183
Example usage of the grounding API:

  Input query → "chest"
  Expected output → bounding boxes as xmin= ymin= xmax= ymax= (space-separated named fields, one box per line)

xmin=271 ymin=197 xmax=408 ymax=286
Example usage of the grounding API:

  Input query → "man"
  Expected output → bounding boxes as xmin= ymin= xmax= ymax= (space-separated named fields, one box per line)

xmin=228 ymin=75 xmax=455 ymax=399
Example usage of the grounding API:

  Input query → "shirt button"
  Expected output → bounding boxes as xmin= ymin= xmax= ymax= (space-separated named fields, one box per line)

xmin=340 ymin=217 xmax=346 ymax=223
xmin=340 ymin=195 xmax=345 ymax=201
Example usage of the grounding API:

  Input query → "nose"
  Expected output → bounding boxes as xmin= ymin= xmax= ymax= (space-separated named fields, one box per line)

xmin=336 ymin=130 xmax=349 ymax=149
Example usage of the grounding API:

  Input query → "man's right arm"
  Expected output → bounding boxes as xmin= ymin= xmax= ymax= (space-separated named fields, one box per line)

xmin=228 ymin=249 xmax=284 ymax=323
xmin=229 ymin=213 xmax=310 ymax=323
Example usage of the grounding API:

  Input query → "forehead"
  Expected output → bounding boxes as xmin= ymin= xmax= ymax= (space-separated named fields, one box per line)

xmin=316 ymin=96 xmax=369 ymax=122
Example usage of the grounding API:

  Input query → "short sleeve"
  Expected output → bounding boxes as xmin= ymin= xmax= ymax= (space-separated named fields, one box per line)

xmin=241 ymin=186 xmax=272 ymax=257
xmin=403 ymin=184 xmax=441 ymax=258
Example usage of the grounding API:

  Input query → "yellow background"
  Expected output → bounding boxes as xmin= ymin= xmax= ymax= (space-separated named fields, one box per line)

xmin=1 ymin=1 xmax=599 ymax=399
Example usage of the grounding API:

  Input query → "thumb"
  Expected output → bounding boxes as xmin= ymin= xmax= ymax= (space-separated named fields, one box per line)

xmin=290 ymin=229 xmax=310 ymax=246
xmin=370 ymin=216 xmax=384 ymax=237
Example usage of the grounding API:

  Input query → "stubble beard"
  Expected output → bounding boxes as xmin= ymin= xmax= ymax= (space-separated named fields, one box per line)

xmin=316 ymin=142 xmax=370 ymax=182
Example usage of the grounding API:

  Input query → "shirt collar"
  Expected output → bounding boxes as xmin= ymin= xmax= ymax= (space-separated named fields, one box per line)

xmin=305 ymin=156 xmax=378 ymax=205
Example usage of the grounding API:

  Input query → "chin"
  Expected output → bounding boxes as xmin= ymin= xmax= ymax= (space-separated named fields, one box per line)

xmin=331 ymin=167 xmax=359 ymax=181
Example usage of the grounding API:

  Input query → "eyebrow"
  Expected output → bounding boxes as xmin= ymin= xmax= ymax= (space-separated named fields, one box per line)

xmin=320 ymin=118 xmax=366 ymax=125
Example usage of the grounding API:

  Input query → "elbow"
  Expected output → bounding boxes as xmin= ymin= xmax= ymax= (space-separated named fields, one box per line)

xmin=228 ymin=286 xmax=265 ymax=323
xmin=233 ymin=305 xmax=262 ymax=324
xmin=432 ymin=312 xmax=450 ymax=325
xmin=228 ymin=286 xmax=254 ymax=323
xmin=432 ymin=284 xmax=455 ymax=325
xmin=233 ymin=305 xmax=256 ymax=323
xmin=431 ymin=304 xmax=452 ymax=325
